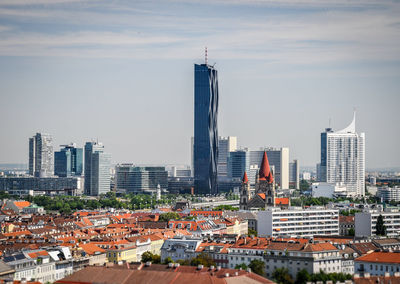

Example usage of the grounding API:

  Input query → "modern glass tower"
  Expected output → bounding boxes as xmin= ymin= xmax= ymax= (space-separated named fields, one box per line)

xmin=54 ymin=143 xmax=83 ymax=177
xmin=318 ymin=112 xmax=365 ymax=196
xmin=29 ymin=133 xmax=54 ymax=178
xmin=193 ymin=61 xmax=219 ymax=194
xmin=84 ymin=141 xmax=111 ymax=196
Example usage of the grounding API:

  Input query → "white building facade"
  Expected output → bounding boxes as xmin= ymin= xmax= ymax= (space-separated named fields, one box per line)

xmin=355 ymin=207 xmax=400 ymax=237
xmin=258 ymin=207 xmax=339 ymax=238
xmin=318 ymin=112 xmax=365 ymax=197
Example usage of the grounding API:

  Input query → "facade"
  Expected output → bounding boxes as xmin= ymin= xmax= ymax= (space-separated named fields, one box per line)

xmin=0 ymin=177 xmax=82 ymax=195
xmin=193 ymin=62 xmax=219 ymax=195
xmin=258 ymin=207 xmax=339 ymax=237
xmin=115 ymin=164 xmax=168 ymax=193
xmin=29 ymin=133 xmax=54 ymax=177
xmin=160 ymin=236 xmax=203 ymax=262
xmin=377 ymin=186 xmax=400 ymax=202
xmin=289 ymin=159 xmax=299 ymax=189
xmin=355 ymin=207 xmax=400 ymax=237
xmin=84 ymin=142 xmax=111 ymax=196
xmin=217 ymin=136 xmax=237 ymax=178
xmin=54 ymin=143 xmax=83 ymax=177
xmin=318 ymin=112 xmax=366 ymax=196
xmin=312 ymin=182 xmax=347 ymax=198
xmin=228 ymin=150 xmax=249 ymax=181
xmin=355 ymin=252 xmax=400 ymax=276
xmin=249 ymin=148 xmax=289 ymax=189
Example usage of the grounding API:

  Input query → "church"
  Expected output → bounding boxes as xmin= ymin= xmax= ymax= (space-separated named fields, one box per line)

xmin=240 ymin=151 xmax=289 ymax=210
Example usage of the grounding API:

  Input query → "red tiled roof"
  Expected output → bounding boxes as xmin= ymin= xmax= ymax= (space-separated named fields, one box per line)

xmin=14 ymin=201 xmax=31 ymax=208
xmin=242 ymin=171 xmax=248 ymax=183
xmin=356 ymin=252 xmax=400 ymax=264
xmin=275 ymin=198 xmax=289 ymax=205
xmin=28 ymin=250 xmax=49 ymax=259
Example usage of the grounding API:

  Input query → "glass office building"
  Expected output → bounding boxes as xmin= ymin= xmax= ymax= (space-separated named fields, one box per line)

xmin=193 ymin=63 xmax=219 ymax=194
xmin=29 ymin=133 xmax=54 ymax=178
xmin=54 ymin=143 xmax=83 ymax=177
xmin=84 ymin=141 xmax=111 ymax=196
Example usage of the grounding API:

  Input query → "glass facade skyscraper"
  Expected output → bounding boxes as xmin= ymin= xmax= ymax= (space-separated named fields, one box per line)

xmin=54 ymin=143 xmax=83 ymax=177
xmin=84 ymin=141 xmax=111 ymax=196
xmin=193 ymin=63 xmax=219 ymax=194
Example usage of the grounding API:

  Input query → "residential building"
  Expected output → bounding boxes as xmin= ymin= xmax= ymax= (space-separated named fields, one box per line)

xmin=339 ymin=215 xmax=355 ymax=236
xmin=115 ymin=164 xmax=168 ymax=193
xmin=84 ymin=141 xmax=111 ymax=196
xmin=193 ymin=60 xmax=219 ymax=195
xmin=355 ymin=207 xmax=400 ymax=237
xmin=258 ymin=207 xmax=339 ymax=238
xmin=160 ymin=236 xmax=203 ymax=262
xmin=227 ymin=236 xmax=269 ymax=269
xmin=377 ymin=186 xmax=400 ymax=202
xmin=29 ymin=133 xmax=54 ymax=177
xmin=355 ymin=251 xmax=400 ymax=276
xmin=317 ymin=112 xmax=366 ymax=196
xmin=54 ymin=143 xmax=83 ymax=177
xmin=218 ymin=136 xmax=237 ymax=178
xmin=289 ymin=159 xmax=299 ymax=189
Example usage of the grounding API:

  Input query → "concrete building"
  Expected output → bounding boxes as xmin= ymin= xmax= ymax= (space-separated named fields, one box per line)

xmin=115 ymin=164 xmax=168 ymax=193
xmin=160 ymin=236 xmax=203 ymax=262
xmin=258 ymin=207 xmax=339 ymax=238
xmin=84 ymin=141 xmax=111 ymax=196
xmin=29 ymin=133 xmax=54 ymax=178
xmin=377 ymin=186 xmax=400 ymax=202
xmin=355 ymin=251 xmax=400 ymax=276
xmin=312 ymin=182 xmax=347 ymax=198
xmin=218 ymin=136 xmax=237 ymax=178
xmin=317 ymin=112 xmax=366 ymax=196
xmin=355 ymin=207 xmax=400 ymax=237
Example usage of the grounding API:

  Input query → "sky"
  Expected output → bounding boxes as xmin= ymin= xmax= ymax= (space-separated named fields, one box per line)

xmin=0 ymin=0 xmax=399 ymax=168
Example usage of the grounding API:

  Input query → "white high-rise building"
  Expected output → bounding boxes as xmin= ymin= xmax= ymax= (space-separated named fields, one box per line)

xmin=318 ymin=112 xmax=365 ymax=196
xmin=29 ymin=133 xmax=54 ymax=178
xmin=217 ymin=136 xmax=237 ymax=178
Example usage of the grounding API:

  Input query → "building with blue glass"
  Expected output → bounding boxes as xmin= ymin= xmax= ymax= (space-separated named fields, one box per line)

xmin=193 ymin=62 xmax=219 ymax=195
xmin=54 ymin=143 xmax=83 ymax=177
xmin=84 ymin=141 xmax=111 ymax=196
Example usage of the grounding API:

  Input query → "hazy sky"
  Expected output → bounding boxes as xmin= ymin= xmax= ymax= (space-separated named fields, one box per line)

xmin=0 ymin=0 xmax=399 ymax=168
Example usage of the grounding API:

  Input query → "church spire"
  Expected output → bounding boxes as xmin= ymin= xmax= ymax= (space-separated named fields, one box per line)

xmin=242 ymin=171 xmax=248 ymax=183
xmin=259 ymin=151 xmax=273 ymax=183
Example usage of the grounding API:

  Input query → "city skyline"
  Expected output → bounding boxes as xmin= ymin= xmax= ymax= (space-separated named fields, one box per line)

xmin=0 ymin=0 xmax=399 ymax=168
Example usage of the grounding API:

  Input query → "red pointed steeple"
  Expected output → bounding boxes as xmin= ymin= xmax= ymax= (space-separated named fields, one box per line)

xmin=259 ymin=151 xmax=273 ymax=183
xmin=242 ymin=171 xmax=248 ymax=183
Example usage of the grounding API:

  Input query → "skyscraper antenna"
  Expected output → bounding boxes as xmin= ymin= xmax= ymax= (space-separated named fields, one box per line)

xmin=205 ymin=47 xmax=208 ymax=65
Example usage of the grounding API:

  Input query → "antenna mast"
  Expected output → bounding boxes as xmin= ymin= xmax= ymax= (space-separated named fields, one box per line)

xmin=205 ymin=47 xmax=208 ymax=65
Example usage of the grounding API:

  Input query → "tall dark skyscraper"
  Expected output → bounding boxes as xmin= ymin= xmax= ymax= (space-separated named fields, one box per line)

xmin=193 ymin=56 xmax=219 ymax=194
xmin=54 ymin=143 xmax=83 ymax=177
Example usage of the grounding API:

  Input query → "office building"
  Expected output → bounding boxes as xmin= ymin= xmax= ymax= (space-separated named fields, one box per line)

xmin=115 ymin=164 xmax=168 ymax=193
xmin=289 ymin=159 xmax=299 ymax=189
xmin=318 ymin=112 xmax=365 ymax=196
xmin=355 ymin=207 xmax=400 ymax=237
xmin=193 ymin=60 xmax=219 ymax=194
xmin=249 ymin=147 xmax=289 ymax=189
xmin=29 ymin=133 xmax=54 ymax=177
xmin=377 ymin=186 xmax=400 ymax=202
xmin=217 ymin=136 xmax=237 ymax=178
xmin=258 ymin=207 xmax=339 ymax=238
xmin=84 ymin=141 xmax=111 ymax=196
xmin=228 ymin=150 xmax=249 ymax=181
xmin=54 ymin=143 xmax=83 ymax=177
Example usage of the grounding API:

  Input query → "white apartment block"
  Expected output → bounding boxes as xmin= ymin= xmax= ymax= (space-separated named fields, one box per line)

xmin=377 ymin=186 xmax=400 ymax=202
xmin=318 ymin=112 xmax=365 ymax=196
xmin=355 ymin=207 xmax=400 ymax=237
xmin=258 ymin=207 xmax=339 ymax=238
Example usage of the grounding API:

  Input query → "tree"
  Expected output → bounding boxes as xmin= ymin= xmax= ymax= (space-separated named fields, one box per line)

xmin=141 ymin=251 xmax=161 ymax=264
xmin=376 ymin=214 xmax=386 ymax=236
xmin=248 ymin=228 xmax=257 ymax=236
xmin=159 ymin=212 xmax=181 ymax=222
xmin=295 ymin=269 xmax=311 ymax=284
xmin=272 ymin=268 xmax=294 ymax=284
xmin=249 ymin=259 xmax=266 ymax=276
xmin=235 ymin=263 xmax=248 ymax=270
xmin=190 ymin=253 xmax=215 ymax=267
xmin=348 ymin=228 xmax=355 ymax=236
xmin=163 ymin=257 xmax=173 ymax=264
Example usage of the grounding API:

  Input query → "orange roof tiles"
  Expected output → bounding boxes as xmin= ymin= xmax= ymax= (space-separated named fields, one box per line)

xmin=242 ymin=171 xmax=249 ymax=183
xmin=28 ymin=250 xmax=49 ymax=259
xmin=259 ymin=151 xmax=273 ymax=183
xmin=356 ymin=252 xmax=400 ymax=264
xmin=275 ymin=198 xmax=289 ymax=205
xmin=79 ymin=243 xmax=106 ymax=255
xmin=14 ymin=201 xmax=31 ymax=208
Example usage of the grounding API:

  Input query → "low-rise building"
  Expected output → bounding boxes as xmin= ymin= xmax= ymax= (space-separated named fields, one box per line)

xmin=355 ymin=251 xmax=400 ymax=276
xmin=339 ymin=215 xmax=355 ymax=236
xmin=160 ymin=236 xmax=202 ymax=262
xmin=258 ymin=207 xmax=339 ymax=237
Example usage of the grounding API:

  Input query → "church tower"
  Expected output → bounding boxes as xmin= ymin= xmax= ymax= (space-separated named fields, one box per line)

xmin=255 ymin=151 xmax=275 ymax=207
xmin=240 ymin=171 xmax=250 ymax=210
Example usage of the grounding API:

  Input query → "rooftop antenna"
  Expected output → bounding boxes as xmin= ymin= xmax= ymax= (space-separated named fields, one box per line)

xmin=205 ymin=46 xmax=208 ymax=65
